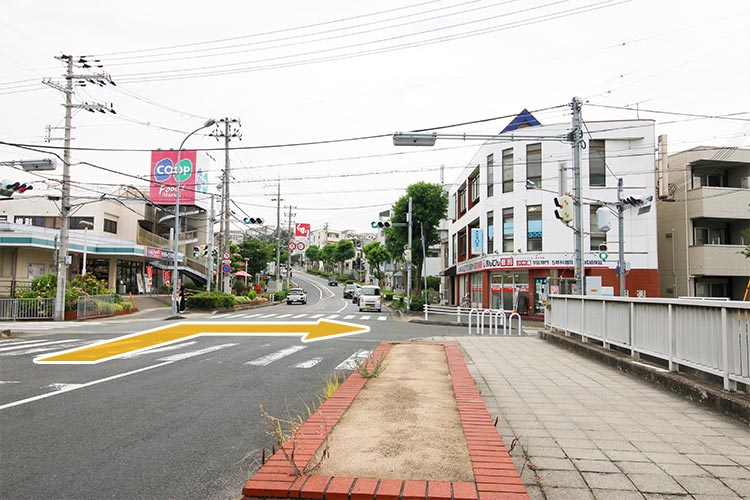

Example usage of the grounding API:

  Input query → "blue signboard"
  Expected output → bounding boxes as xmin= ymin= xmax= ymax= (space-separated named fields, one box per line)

xmin=471 ymin=228 xmax=483 ymax=255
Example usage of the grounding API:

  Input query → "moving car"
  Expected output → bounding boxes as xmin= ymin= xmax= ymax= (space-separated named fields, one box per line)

xmin=328 ymin=277 xmax=338 ymax=286
xmin=286 ymin=288 xmax=307 ymax=305
xmin=358 ymin=285 xmax=382 ymax=312
xmin=343 ymin=283 xmax=358 ymax=299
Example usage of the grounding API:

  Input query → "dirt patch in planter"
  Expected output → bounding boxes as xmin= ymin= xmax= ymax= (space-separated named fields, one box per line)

xmin=313 ymin=343 xmax=474 ymax=481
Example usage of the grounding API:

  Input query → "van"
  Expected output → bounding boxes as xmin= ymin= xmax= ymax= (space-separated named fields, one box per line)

xmin=358 ymin=285 xmax=382 ymax=312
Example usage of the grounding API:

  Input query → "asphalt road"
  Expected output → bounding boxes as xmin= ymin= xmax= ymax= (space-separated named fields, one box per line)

xmin=0 ymin=273 xmax=466 ymax=499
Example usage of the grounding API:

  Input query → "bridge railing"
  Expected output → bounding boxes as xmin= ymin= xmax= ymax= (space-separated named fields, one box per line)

xmin=546 ymin=295 xmax=750 ymax=392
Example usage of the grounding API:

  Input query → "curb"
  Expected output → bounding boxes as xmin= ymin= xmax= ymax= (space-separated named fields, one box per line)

xmin=540 ymin=328 xmax=750 ymax=425
xmin=242 ymin=342 xmax=528 ymax=500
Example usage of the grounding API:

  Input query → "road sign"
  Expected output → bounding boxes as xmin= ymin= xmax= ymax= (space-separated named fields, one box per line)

xmin=288 ymin=241 xmax=297 ymax=251
xmin=296 ymin=242 xmax=306 ymax=252
xmin=34 ymin=320 xmax=370 ymax=364
xmin=221 ymin=251 xmax=231 ymax=260
xmin=294 ymin=223 xmax=310 ymax=237
xmin=222 ymin=264 xmax=231 ymax=273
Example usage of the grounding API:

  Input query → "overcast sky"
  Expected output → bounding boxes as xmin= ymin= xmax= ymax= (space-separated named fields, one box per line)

xmin=2 ymin=0 xmax=748 ymax=234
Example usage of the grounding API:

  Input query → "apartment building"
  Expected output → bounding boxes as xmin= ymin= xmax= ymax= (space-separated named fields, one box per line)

xmin=656 ymin=145 xmax=750 ymax=300
xmin=446 ymin=110 xmax=660 ymax=315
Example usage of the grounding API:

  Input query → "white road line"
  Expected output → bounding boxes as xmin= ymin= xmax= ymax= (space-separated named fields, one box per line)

xmin=343 ymin=315 xmax=355 ymax=320
xmin=294 ymin=357 xmax=322 ymax=369
xmin=120 ymin=341 xmax=198 ymax=359
xmin=243 ymin=313 xmax=263 ymax=318
xmin=245 ymin=345 xmax=306 ymax=366
xmin=335 ymin=349 xmax=372 ymax=371
xmin=224 ymin=313 xmax=247 ymax=319
xmin=157 ymin=343 xmax=237 ymax=362
xmin=359 ymin=315 xmax=371 ymax=320
xmin=212 ymin=313 xmax=233 ymax=319
xmin=0 ymin=339 xmax=82 ymax=353
xmin=276 ymin=314 xmax=292 ymax=318
xmin=310 ymin=314 xmax=324 ymax=319
xmin=377 ymin=316 xmax=387 ymax=321
xmin=0 ymin=339 xmax=55 ymax=345
xmin=326 ymin=314 xmax=340 ymax=319
xmin=258 ymin=313 xmax=277 ymax=319
xmin=292 ymin=314 xmax=307 ymax=319
xmin=0 ymin=361 xmax=175 ymax=411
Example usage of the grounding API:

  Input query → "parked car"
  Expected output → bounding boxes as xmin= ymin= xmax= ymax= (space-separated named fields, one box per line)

xmin=343 ymin=283 xmax=358 ymax=299
xmin=358 ymin=285 xmax=382 ymax=312
xmin=328 ymin=277 xmax=338 ymax=286
xmin=286 ymin=288 xmax=307 ymax=305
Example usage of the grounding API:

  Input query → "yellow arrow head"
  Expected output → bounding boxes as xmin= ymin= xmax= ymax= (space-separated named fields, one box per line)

xmin=302 ymin=319 xmax=370 ymax=342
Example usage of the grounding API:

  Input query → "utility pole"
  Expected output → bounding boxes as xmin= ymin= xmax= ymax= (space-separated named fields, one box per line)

xmin=207 ymin=193 xmax=215 ymax=292
xmin=286 ymin=205 xmax=295 ymax=288
xmin=570 ymin=97 xmax=584 ymax=295
xmin=43 ymin=55 xmax=115 ymax=320
xmin=406 ymin=196 xmax=413 ymax=308
xmin=274 ymin=181 xmax=282 ymax=291
xmin=617 ymin=177 xmax=626 ymax=296
xmin=210 ymin=117 xmax=241 ymax=293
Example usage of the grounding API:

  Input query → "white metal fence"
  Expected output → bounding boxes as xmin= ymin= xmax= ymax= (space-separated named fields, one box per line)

xmin=76 ymin=294 xmax=116 ymax=320
xmin=0 ymin=298 xmax=55 ymax=320
xmin=546 ymin=295 xmax=750 ymax=392
xmin=423 ymin=304 xmax=523 ymax=335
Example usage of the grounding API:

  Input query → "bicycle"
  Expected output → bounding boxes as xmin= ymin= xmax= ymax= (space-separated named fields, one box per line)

xmin=460 ymin=294 xmax=471 ymax=309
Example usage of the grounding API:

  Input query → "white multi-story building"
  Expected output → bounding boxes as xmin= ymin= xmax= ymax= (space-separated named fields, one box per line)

xmin=446 ymin=110 xmax=660 ymax=316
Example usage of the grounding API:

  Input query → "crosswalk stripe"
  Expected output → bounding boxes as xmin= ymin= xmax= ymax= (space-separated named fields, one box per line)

xmin=343 ymin=315 xmax=355 ymax=320
xmin=326 ymin=314 xmax=339 ymax=319
xmin=213 ymin=313 xmax=233 ymax=319
xmin=258 ymin=313 xmax=277 ymax=319
xmin=0 ymin=341 xmax=97 ymax=357
xmin=377 ymin=316 xmax=387 ymax=321
xmin=360 ymin=315 xmax=371 ymax=320
xmin=245 ymin=345 xmax=307 ymax=367
xmin=276 ymin=314 xmax=292 ymax=318
xmin=310 ymin=314 xmax=324 ymax=319
xmin=0 ymin=339 xmax=82 ymax=353
xmin=121 ymin=341 xmax=198 ymax=359
xmin=244 ymin=313 xmax=263 ymax=318
xmin=294 ymin=357 xmax=322 ymax=369
xmin=224 ymin=313 xmax=247 ymax=319
xmin=292 ymin=314 xmax=306 ymax=319
xmin=335 ymin=349 xmax=372 ymax=371
xmin=158 ymin=343 xmax=237 ymax=362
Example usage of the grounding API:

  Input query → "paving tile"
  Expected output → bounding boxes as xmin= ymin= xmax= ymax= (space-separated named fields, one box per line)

xmin=535 ymin=470 xmax=587 ymax=489
xmin=543 ymin=487 xmax=594 ymax=500
xmin=702 ymin=465 xmax=750 ymax=478
xmin=563 ymin=448 xmax=608 ymax=461
xmin=674 ymin=475 xmax=739 ymax=496
xmin=657 ymin=462 xmax=710 ymax=477
xmin=605 ymin=451 xmax=651 ymax=463
xmin=643 ymin=452 xmax=693 ymax=465
xmin=572 ymin=459 xmax=620 ymax=473
xmin=590 ymin=490 xmax=646 ymax=500
xmin=527 ymin=446 xmax=566 ymax=458
xmin=723 ymin=478 xmax=750 ymax=497
xmin=628 ymin=474 xmax=688 ymax=495
xmin=615 ymin=461 xmax=664 ymax=475
xmin=581 ymin=472 xmax=636 ymax=491
xmin=530 ymin=457 xmax=576 ymax=471
xmin=686 ymin=454 xmax=739 ymax=466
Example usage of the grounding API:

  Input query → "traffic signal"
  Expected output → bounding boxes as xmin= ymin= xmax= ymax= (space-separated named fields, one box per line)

xmin=553 ymin=195 xmax=574 ymax=225
xmin=1 ymin=180 xmax=33 ymax=197
xmin=202 ymin=245 xmax=209 ymax=256
xmin=192 ymin=246 xmax=200 ymax=258
xmin=623 ymin=194 xmax=653 ymax=206
xmin=243 ymin=217 xmax=263 ymax=224
xmin=598 ymin=243 xmax=608 ymax=261
xmin=371 ymin=219 xmax=392 ymax=229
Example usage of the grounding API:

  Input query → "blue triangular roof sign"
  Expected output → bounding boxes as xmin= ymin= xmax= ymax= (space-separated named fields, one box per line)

xmin=500 ymin=108 xmax=541 ymax=134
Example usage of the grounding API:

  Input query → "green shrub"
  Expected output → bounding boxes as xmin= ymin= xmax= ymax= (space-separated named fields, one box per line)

xmin=247 ymin=290 xmax=257 ymax=300
xmin=186 ymin=291 xmax=235 ymax=309
xmin=273 ymin=290 xmax=287 ymax=302
xmin=409 ymin=295 xmax=425 ymax=312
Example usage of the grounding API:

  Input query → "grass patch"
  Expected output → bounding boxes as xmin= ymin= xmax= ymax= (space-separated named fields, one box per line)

xmin=356 ymin=354 xmax=386 ymax=379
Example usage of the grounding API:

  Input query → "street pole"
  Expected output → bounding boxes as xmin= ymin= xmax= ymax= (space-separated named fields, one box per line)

xmin=222 ymin=119 xmax=231 ymax=294
xmin=571 ymin=97 xmax=584 ymax=295
xmin=286 ymin=205 xmax=294 ymax=288
xmin=54 ymin=55 xmax=73 ymax=321
xmin=420 ymin=221 xmax=428 ymax=303
xmin=275 ymin=181 xmax=281 ymax=290
xmin=171 ymin=119 xmax=216 ymax=316
xmin=406 ymin=196 xmax=413 ymax=309
xmin=81 ymin=222 xmax=92 ymax=275
xmin=617 ymin=177 xmax=626 ymax=296
xmin=207 ymin=193 xmax=215 ymax=292
xmin=244 ymin=258 xmax=249 ymax=287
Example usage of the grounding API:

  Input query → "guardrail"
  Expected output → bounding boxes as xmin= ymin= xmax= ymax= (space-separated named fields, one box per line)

xmin=0 ymin=298 xmax=55 ymax=320
xmin=77 ymin=294 xmax=116 ymax=320
xmin=546 ymin=295 xmax=750 ymax=392
xmin=423 ymin=304 xmax=522 ymax=335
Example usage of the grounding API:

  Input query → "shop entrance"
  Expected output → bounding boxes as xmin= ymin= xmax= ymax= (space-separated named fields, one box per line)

xmin=490 ymin=271 xmax=529 ymax=313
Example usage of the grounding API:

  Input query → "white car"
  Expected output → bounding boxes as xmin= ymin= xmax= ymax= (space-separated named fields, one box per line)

xmin=358 ymin=285 xmax=382 ymax=312
xmin=286 ymin=288 xmax=307 ymax=305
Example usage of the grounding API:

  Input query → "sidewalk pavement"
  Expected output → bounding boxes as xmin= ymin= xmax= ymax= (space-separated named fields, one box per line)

xmin=455 ymin=335 xmax=750 ymax=500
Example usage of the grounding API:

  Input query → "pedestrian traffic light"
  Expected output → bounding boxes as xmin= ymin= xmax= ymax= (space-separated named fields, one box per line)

xmin=371 ymin=219 xmax=392 ymax=229
xmin=553 ymin=195 xmax=574 ymax=225
xmin=202 ymin=245 xmax=209 ymax=256
xmin=0 ymin=179 xmax=33 ymax=197
xmin=598 ymin=243 xmax=608 ymax=260
xmin=192 ymin=246 xmax=200 ymax=258
xmin=243 ymin=217 xmax=263 ymax=224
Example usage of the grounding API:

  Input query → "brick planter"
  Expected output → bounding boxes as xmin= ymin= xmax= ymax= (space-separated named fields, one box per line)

xmin=242 ymin=342 xmax=527 ymax=500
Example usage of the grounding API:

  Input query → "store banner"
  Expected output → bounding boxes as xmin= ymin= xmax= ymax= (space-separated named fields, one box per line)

xmin=149 ymin=150 xmax=198 ymax=205
xmin=471 ymin=228 xmax=483 ymax=255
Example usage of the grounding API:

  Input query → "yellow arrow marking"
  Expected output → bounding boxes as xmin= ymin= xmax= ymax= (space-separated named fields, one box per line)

xmin=34 ymin=320 xmax=369 ymax=365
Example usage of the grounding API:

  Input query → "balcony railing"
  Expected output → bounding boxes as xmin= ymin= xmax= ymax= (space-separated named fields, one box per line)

xmin=687 ymin=187 xmax=750 ymax=219
xmin=688 ymin=245 xmax=750 ymax=277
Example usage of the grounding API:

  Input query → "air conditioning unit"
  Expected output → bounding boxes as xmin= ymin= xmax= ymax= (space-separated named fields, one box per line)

xmin=741 ymin=176 xmax=750 ymax=189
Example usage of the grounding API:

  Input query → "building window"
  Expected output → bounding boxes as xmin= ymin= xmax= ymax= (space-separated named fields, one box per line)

xmin=458 ymin=186 xmax=467 ymax=215
xmin=469 ymin=169 xmax=480 ymax=204
xmin=487 ymin=153 xmax=494 ymax=197
xmin=589 ymin=139 xmax=606 ymax=187
xmin=104 ymin=218 xmax=117 ymax=234
xmin=694 ymin=226 xmax=726 ymax=245
xmin=502 ymin=208 xmax=514 ymax=252
xmin=452 ymin=233 xmax=457 ymax=264
xmin=487 ymin=211 xmax=494 ymax=254
xmin=527 ymin=205 xmax=542 ymax=251
xmin=526 ymin=143 xmax=542 ymax=187
xmin=590 ymin=205 xmax=606 ymax=250
xmin=458 ymin=228 xmax=467 ymax=261
xmin=14 ymin=215 xmax=60 ymax=228
xmin=70 ymin=216 xmax=95 ymax=230
xmin=502 ymin=148 xmax=514 ymax=193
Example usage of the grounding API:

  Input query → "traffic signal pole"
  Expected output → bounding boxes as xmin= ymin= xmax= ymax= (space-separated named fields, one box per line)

xmin=618 ymin=177 xmax=626 ymax=296
xmin=571 ymin=97 xmax=584 ymax=295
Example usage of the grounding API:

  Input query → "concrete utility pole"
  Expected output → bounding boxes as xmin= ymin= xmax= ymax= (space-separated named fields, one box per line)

xmin=406 ymin=196 xmax=413 ymax=308
xmin=43 ymin=55 xmax=116 ymax=320
xmin=274 ymin=181 xmax=282 ymax=290
xmin=570 ymin=97 xmax=584 ymax=295
xmin=210 ymin=117 xmax=241 ymax=293
xmin=617 ymin=177 xmax=626 ymax=296
xmin=286 ymin=205 xmax=295 ymax=288
xmin=207 ymin=193 xmax=215 ymax=292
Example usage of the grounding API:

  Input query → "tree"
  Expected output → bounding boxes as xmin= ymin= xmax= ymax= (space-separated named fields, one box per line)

xmin=237 ymin=238 xmax=273 ymax=277
xmin=321 ymin=243 xmax=337 ymax=273
xmin=335 ymin=239 xmax=356 ymax=274
xmin=385 ymin=182 xmax=448 ymax=295
xmin=305 ymin=245 xmax=321 ymax=269
xmin=363 ymin=241 xmax=390 ymax=284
